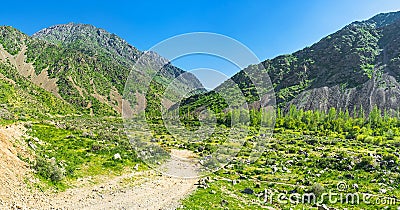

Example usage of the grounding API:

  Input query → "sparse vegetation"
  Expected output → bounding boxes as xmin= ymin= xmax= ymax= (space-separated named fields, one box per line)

xmin=26 ymin=118 xmax=142 ymax=189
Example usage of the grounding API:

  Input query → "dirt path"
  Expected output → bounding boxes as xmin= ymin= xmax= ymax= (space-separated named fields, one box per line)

xmin=0 ymin=124 xmax=199 ymax=210
xmin=44 ymin=170 xmax=198 ymax=210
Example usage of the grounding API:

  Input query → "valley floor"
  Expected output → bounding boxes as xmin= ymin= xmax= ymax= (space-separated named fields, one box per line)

xmin=0 ymin=124 xmax=198 ymax=210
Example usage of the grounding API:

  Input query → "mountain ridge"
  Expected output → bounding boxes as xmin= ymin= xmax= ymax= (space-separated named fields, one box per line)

xmin=180 ymin=11 xmax=400 ymax=115
xmin=0 ymin=23 xmax=204 ymax=119
xmin=2 ymin=11 xmax=400 ymax=119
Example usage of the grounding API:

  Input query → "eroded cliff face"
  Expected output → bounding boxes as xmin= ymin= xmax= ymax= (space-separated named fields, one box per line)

xmin=288 ymin=74 xmax=400 ymax=114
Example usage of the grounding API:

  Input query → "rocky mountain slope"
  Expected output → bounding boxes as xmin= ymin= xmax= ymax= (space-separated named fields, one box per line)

xmin=0 ymin=23 xmax=203 ymax=119
xmin=181 ymin=11 xmax=400 ymax=115
xmin=0 ymin=40 xmax=76 ymax=122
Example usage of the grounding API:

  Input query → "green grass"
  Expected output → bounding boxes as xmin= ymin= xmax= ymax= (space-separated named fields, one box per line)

xmin=180 ymin=179 xmax=268 ymax=210
xmin=27 ymin=118 xmax=141 ymax=190
xmin=0 ymin=62 xmax=78 ymax=121
xmin=180 ymin=128 xmax=400 ymax=209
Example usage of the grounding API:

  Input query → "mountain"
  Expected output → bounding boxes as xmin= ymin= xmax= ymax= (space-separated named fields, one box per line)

xmin=2 ymin=11 xmax=400 ymax=121
xmin=180 ymin=11 xmax=400 ymax=115
xmin=0 ymin=23 xmax=203 ymax=119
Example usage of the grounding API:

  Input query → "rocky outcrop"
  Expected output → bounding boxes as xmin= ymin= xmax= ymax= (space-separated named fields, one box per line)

xmin=288 ymin=74 xmax=400 ymax=114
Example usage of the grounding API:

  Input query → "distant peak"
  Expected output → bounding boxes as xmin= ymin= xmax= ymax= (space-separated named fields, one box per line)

xmin=32 ymin=23 xmax=105 ymax=37
xmin=32 ymin=22 xmax=141 ymax=63
xmin=365 ymin=10 xmax=400 ymax=28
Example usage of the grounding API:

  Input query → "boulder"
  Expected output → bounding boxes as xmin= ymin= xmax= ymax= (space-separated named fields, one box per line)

xmin=113 ymin=153 xmax=122 ymax=160
xmin=241 ymin=188 xmax=254 ymax=195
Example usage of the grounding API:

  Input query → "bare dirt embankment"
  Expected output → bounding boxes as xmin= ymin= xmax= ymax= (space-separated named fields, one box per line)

xmin=0 ymin=124 xmax=198 ymax=210
xmin=0 ymin=124 xmax=46 ymax=209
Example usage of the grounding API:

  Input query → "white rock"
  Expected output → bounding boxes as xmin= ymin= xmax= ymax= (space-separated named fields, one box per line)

xmin=113 ymin=153 xmax=122 ymax=160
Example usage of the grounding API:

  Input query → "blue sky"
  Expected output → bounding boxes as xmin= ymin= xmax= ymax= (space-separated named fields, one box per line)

xmin=2 ymin=0 xmax=400 ymax=88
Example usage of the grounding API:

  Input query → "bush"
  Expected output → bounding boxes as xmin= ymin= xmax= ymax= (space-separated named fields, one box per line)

xmin=382 ymin=154 xmax=399 ymax=169
xmin=373 ymin=136 xmax=384 ymax=145
xmin=385 ymin=129 xmax=395 ymax=140
xmin=363 ymin=136 xmax=374 ymax=144
xmin=34 ymin=157 xmax=65 ymax=182
xmin=356 ymin=134 xmax=367 ymax=141
xmin=310 ymin=183 xmax=325 ymax=197
xmin=356 ymin=156 xmax=376 ymax=171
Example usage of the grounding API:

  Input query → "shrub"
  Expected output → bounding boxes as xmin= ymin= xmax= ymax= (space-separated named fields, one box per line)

xmin=363 ymin=136 xmax=374 ymax=144
xmin=385 ymin=129 xmax=395 ymax=140
xmin=356 ymin=134 xmax=367 ymax=141
xmin=373 ymin=136 xmax=384 ymax=145
xmin=382 ymin=154 xmax=398 ymax=168
xmin=310 ymin=183 xmax=325 ymax=197
xmin=356 ymin=156 xmax=376 ymax=171
xmin=34 ymin=157 xmax=65 ymax=182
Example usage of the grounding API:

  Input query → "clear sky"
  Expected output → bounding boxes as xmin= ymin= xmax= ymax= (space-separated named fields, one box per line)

xmin=2 ymin=0 xmax=400 ymax=88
